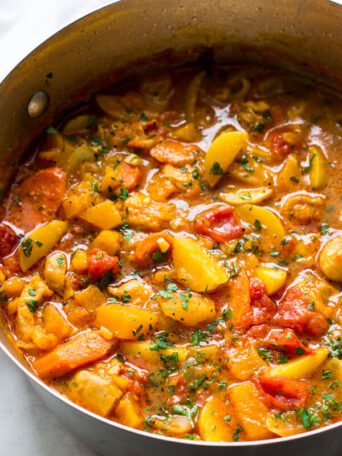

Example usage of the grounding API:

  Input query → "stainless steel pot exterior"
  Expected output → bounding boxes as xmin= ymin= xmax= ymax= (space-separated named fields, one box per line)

xmin=1 ymin=0 xmax=342 ymax=454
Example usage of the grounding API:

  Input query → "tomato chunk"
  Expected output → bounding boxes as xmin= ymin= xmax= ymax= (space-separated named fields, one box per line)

xmin=264 ymin=328 xmax=312 ymax=357
xmin=88 ymin=249 xmax=119 ymax=282
xmin=0 ymin=223 xmax=18 ymax=259
xmin=255 ymin=375 xmax=309 ymax=411
xmin=245 ymin=277 xmax=276 ymax=327
xmin=273 ymin=286 xmax=328 ymax=337
xmin=5 ymin=167 xmax=66 ymax=231
xmin=150 ymin=140 xmax=199 ymax=166
xmin=134 ymin=232 xmax=173 ymax=266
xmin=194 ymin=206 xmax=243 ymax=243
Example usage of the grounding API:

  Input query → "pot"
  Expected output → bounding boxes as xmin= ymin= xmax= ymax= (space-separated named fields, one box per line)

xmin=1 ymin=1 xmax=342 ymax=454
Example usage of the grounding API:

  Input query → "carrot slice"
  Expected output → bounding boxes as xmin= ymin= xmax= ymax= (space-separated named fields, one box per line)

xmin=134 ymin=232 xmax=173 ymax=266
xmin=6 ymin=167 xmax=66 ymax=232
xmin=33 ymin=331 xmax=112 ymax=378
xmin=150 ymin=140 xmax=199 ymax=166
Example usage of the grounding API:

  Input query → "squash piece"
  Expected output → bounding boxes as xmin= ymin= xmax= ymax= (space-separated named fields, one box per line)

xmin=159 ymin=292 xmax=216 ymax=326
xmin=95 ymin=304 xmax=158 ymax=340
xmin=91 ymin=230 xmax=122 ymax=256
xmin=266 ymin=411 xmax=303 ymax=437
xmin=198 ymin=394 xmax=236 ymax=441
xmin=309 ymin=145 xmax=328 ymax=189
xmin=235 ymin=204 xmax=285 ymax=249
xmin=44 ymin=252 xmax=67 ymax=295
xmin=63 ymin=175 xmax=100 ymax=219
xmin=115 ymin=394 xmax=143 ymax=428
xmin=19 ymin=221 xmax=68 ymax=273
xmin=172 ymin=237 xmax=228 ymax=292
xmin=255 ymin=266 xmax=287 ymax=295
xmin=3 ymin=278 xmax=26 ymax=298
xmin=79 ymin=200 xmax=122 ymax=230
xmin=120 ymin=340 xmax=188 ymax=369
xmin=267 ymin=348 xmax=329 ymax=379
xmin=70 ymin=370 xmax=123 ymax=417
xmin=205 ymin=131 xmax=248 ymax=187
xmin=74 ymin=285 xmax=106 ymax=312
xmin=220 ymin=187 xmax=272 ymax=206
xmin=229 ymin=382 xmax=273 ymax=440
xmin=43 ymin=304 xmax=73 ymax=341
xmin=71 ymin=249 xmax=88 ymax=273
xmin=277 ymin=154 xmax=300 ymax=189
xmin=227 ymin=339 xmax=267 ymax=380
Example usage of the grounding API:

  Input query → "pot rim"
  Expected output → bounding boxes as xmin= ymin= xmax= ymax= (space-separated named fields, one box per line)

xmin=1 ymin=0 xmax=342 ymax=448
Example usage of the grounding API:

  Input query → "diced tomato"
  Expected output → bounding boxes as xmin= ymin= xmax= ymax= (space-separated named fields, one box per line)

xmin=166 ymin=373 xmax=187 ymax=406
xmin=264 ymin=328 xmax=312 ymax=357
xmin=87 ymin=248 xmax=119 ymax=282
xmin=193 ymin=206 xmax=243 ymax=243
xmin=0 ymin=223 xmax=18 ymax=259
xmin=255 ymin=375 xmax=309 ymax=411
xmin=150 ymin=140 xmax=199 ymax=166
xmin=245 ymin=277 xmax=277 ymax=327
xmin=5 ymin=167 xmax=66 ymax=231
xmin=273 ymin=286 xmax=328 ymax=337
xmin=270 ymin=132 xmax=295 ymax=158
xmin=115 ymin=162 xmax=142 ymax=191
xmin=134 ymin=232 xmax=173 ymax=266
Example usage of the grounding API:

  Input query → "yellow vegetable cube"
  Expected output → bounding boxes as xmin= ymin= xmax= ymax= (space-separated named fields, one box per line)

xmin=158 ymin=292 xmax=216 ymax=326
xmin=43 ymin=304 xmax=73 ymax=341
xmin=172 ymin=237 xmax=228 ymax=292
xmin=3 ymin=278 xmax=26 ymax=298
xmin=205 ymin=131 xmax=248 ymax=187
xmin=229 ymin=382 xmax=273 ymax=440
xmin=198 ymin=394 xmax=236 ymax=441
xmin=267 ymin=348 xmax=329 ymax=379
xmin=31 ymin=327 xmax=58 ymax=351
xmin=90 ymin=230 xmax=122 ymax=255
xmin=71 ymin=249 xmax=88 ymax=273
xmin=95 ymin=304 xmax=158 ymax=340
xmin=79 ymin=200 xmax=122 ymax=230
xmin=44 ymin=252 xmax=67 ymax=295
xmin=256 ymin=265 xmax=287 ymax=295
xmin=309 ymin=145 xmax=328 ymax=189
xmin=266 ymin=411 xmax=303 ymax=437
xmin=115 ymin=394 xmax=143 ymax=428
xmin=74 ymin=285 xmax=106 ymax=312
xmin=19 ymin=221 xmax=68 ymax=273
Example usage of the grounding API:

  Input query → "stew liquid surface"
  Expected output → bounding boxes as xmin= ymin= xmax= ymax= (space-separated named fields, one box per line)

xmin=1 ymin=65 xmax=342 ymax=441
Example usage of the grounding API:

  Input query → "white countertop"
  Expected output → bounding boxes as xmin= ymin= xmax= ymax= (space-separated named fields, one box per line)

xmin=0 ymin=1 xmax=113 ymax=454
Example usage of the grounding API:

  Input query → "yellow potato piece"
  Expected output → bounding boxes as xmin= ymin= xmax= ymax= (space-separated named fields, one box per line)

xmin=220 ymin=187 xmax=272 ymax=205
xmin=235 ymin=204 xmax=285 ymax=249
xmin=79 ymin=200 xmax=122 ymax=230
xmin=277 ymin=154 xmax=300 ymax=190
xmin=120 ymin=340 xmax=188 ymax=368
xmin=255 ymin=265 xmax=287 ymax=295
xmin=198 ymin=394 xmax=236 ymax=441
xmin=19 ymin=221 xmax=68 ymax=273
xmin=159 ymin=292 xmax=216 ymax=326
xmin=309 ymin=145 xmax=328 ymax=189
xmin=172 ymin=237 xmax=228 ymax=292
xmin=205 ymin=131 xmax=248 ymax=187
xmin=267 ymin=348 xmax=329 ymax=379
xmin=319 ymin=236 xmax=342 ymax=282
xmin=71 ymin=249 xmax=88 ymax=273
xmin=90 ymin=230 xmax=122 ymax=255
xmin=74 ymin=285 xmax=106 ymax=312
xmin=266 ymin=411 xmax=303 ymax=437
xmin=115 ymin=394 xmax=143 ymax=428
xmin=95 ymin=304 xmax=158 ymax=340
xmin=44 ymin=252 xmax=67 ymax=295
xmin=229 ymin=382 xmax=273 ymax=440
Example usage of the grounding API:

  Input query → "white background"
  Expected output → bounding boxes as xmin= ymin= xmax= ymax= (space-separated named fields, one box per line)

xmin=0 ymin=2 xmax=115 ymax=455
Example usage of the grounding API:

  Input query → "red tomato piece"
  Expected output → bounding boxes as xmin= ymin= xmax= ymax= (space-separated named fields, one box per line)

xmin=0 ymin=223 xmax=18 ymax=259
xmin=5 ymin=167 xmax=66 ymax=232
xmin=87 ymin=249 xmax=119 ymax=282
xmin=273 ymin=286 xmax=328 ymax=337
xmin=193 ymin=206 xmax=243 ymax=243
xmin=134 ymin=232 xmax=173 ymax=266
xmin=264 ymin=328 xmax=312 ymax=357
xmin=245 ymin=277 xmax=277 ymax=327
xmin=270 ymin=132 xmax=295 ymax=159
xmin=255 ymin=375 xmax=309 ymax=411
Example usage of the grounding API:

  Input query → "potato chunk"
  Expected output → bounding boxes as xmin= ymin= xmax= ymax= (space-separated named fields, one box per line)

xmin=205 ymin=131 xmax=248 ymax=187
xmin=79 ymin=200 xmax=122 ymax=230
xmin=95 ymin=304 xmax=158 ymax=340
xmin=229 ymin=382 xmax=273 ymax=440
xmin=90 ymin=230 xmax=122 ymax=255
xmin=309 ymin=145 xmax=328 ymax=189
xmin=172 ymin=237 xmax=228 ymax=292
xmin=74 ymin=285 xmax=106 ymax=312
xmin=255 ymin=265 xmax=287 ymax=295
xmin=19 ymin=221 xmax=68 ymax=272
xmin=198 ymin=394 xmax=236 ymax=441
xmin=70 ymin=370 xmax=123 ymax=417
xmin=115 ymin=394 xmax=143 ymax=428
xmin=319 ymin=236 xmax=342 ymax=282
